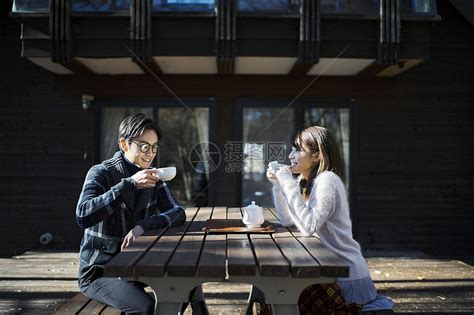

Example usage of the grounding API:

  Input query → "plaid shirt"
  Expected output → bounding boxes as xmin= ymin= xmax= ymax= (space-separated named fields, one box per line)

xmin=76 ymin=151 xmax=185 ymax=289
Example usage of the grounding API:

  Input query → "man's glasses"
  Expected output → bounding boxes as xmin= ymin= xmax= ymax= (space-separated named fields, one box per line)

xmin=129 ymin=140 xmax=161 ymax=154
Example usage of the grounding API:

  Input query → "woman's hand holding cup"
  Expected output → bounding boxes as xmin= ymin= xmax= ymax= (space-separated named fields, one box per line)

xmin=267 ymin=161 xmax=285 ymax=185
xmin=266 ymin=168 xmax=278 ymax=184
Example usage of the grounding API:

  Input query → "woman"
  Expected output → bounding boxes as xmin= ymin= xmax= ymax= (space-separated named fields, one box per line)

xmin=266 ymin=126 xmax=393 ymax=314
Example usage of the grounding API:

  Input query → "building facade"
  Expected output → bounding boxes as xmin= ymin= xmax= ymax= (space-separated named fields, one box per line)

xmin=1 ymin=0 xmax=472 ymax=256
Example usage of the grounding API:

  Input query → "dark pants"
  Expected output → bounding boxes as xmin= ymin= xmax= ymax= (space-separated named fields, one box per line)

xmin=82 ymin=277 xmax=155 ymax=314
xmin=82 ymin=277 xmax=206 ymax=315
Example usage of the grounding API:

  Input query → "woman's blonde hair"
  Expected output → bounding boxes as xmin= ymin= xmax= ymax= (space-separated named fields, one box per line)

xmin=294 ymin=126 xmax=345 ymax=199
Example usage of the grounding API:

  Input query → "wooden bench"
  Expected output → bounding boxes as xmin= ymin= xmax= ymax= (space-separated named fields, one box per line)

xmin=55 ymin=292 xmax=121 ymax=315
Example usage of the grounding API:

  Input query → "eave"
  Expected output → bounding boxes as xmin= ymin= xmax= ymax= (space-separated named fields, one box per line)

xmin=10 ymin=4 xmax=441 ymax=78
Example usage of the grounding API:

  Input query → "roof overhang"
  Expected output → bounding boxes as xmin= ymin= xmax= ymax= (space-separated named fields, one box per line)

xmin=11 ymin=1 xmax=440 ymax=77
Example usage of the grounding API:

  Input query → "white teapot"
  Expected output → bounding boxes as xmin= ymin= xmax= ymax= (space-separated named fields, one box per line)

xmin=242 ymin=201 xmax=264 ymax=228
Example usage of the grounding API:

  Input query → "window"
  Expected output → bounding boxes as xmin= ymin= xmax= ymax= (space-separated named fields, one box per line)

xmin=153 ymin=0 xmax=215 ymax=12
xmin=165 ymin=0 xmax=213 ymax=3
xmin=239 ymin=100 xmax=351 ymax=207
xmin=12 ymin=0 xmax=437 ymax=15
xmin=157 ymin=107 xmax=211 ymax=207
xmin=99 ymin=100 xmax=214 ymax=207
xmin=237 ymin=0 xmax=437 ymax=16
xmin=238 ymin=0 xmax=299 ymax=14
xmin=241 ymin=105 xmax=294 ymax=207
xmin=321 ymin=0 xmax=379 ymax=15
xmin=72 ymin=0 xmax=131 ymax=12
xmin=13 ymin=0 xmax=49 ymax=12
xmin=400 ymin=0 xmax=436 ymax=15
xmin=304 ymin=107 xmax=350 ymax=189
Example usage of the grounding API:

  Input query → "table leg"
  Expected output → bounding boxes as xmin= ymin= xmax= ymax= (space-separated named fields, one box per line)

xmin=247 ymin=284 xmax=301 ymax=315
xmin=136 ymin=276 xmax=221 ymax=315
xmin=230 ymin=275 xmax=336 ymax=315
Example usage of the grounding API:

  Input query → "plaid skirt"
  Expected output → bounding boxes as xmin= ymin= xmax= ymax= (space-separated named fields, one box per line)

xmin=298 ymin=283 xmax=363 ymax=315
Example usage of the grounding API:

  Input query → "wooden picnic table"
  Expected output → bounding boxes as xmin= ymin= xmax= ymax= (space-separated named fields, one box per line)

xmin=104 ymin=207 xmax=349 ymax=315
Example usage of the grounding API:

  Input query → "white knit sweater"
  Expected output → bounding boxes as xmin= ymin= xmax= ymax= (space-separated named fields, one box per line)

xmin=273 ymin=169 xmax=370 ymax=281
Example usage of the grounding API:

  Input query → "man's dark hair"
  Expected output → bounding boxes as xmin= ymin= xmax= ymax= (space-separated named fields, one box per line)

xmin=118 ymin=113 xmax=162 ymax=142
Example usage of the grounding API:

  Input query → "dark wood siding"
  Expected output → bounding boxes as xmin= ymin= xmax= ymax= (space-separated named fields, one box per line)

xmin=0 ymin=19 xmax=93 ymax=256
xmin=0 ymin=1 xmax=472 ymax=256
xmin=355 ymin=1 xmax=473 ymax=254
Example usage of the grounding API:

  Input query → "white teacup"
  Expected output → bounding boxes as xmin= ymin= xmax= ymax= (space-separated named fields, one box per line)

xmin=268 ymin=161 xmax=285 ymax=174
xmin=155 ymin=167 xmax=176 ymax=181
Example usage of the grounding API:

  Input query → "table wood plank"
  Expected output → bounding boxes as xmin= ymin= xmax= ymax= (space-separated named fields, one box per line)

xmin=295 ymin=236 xmax=349 ymax=278
xmin=249 ymin=209 xmax=289 ymax=277
xmin=267 ymin=208 xmax=349 ymax=278
xmin=167 ymin=207 xmax=214 ymax=277
xmin=133 ymin=207 xmax=200 ymax=277
xmin=211 ymin=206 xmax=227 ymax=219
xmin=227 ymin=207 xmax=242 ymax=220
xmin=227 ymin=207 xmax=257 ymax=276
xmin=104 ymin=229 xmax=166 ymax=277
xmin=197 ymin=207 xmax=227 ymax=277
xmin=263 ymin=208 xmax=321 ymax=277
xmin=249 ymin=236 xmax=289 ymax=276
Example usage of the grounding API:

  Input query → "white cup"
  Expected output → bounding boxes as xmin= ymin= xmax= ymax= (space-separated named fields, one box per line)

xmin=268 ymin=161 xmax=285 ymax=174
xmin=155 ymin=167 xmax=176 ymax=181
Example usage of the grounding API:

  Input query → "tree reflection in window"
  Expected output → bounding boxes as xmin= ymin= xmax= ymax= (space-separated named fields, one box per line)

xmin=238 ymin=0 xmax=298 ymax=13
xmin=157 ymin=107 xmax=210 ymax=207
xmin=72 ymin=0 xmax=130 ymax=11
xmin=304 ymin=107 xmax=350 ymax=189
xmin=153 ymin=0 xmax=214 ymax=12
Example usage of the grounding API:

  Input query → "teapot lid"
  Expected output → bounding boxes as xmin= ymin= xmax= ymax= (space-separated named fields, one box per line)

xmin=245 ymin=201 xmax=261 ymax=210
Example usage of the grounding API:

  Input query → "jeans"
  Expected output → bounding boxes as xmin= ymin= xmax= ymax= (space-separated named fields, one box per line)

xmin=82 ymin=277 xmax=205 ymax=314
xmin=82 ymin=277 xmax=154 ymax=314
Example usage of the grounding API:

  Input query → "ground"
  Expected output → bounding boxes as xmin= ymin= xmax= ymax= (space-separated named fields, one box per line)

xmin=0 ymin=250 xmax=473 ymax=314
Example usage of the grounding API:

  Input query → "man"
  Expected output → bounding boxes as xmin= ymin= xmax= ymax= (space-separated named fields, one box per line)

xmin=76 ymin=113 xmax=208 ymax=314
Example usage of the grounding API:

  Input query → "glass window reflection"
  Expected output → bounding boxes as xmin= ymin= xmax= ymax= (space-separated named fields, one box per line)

xmin=153 ymin=0 xmax=215 ymax=12
xmin=242 ymin=107 xmax=294 ymax=207
xmin=157 ymin=107 xmax=210 ymax=207
xmin=13 ymin=0 xmax=49 ymax=12
xmin=238 ymin=0 xmax=299 ymax=14
xmin=13 ymin=0 xmax=436 ymax=15
xmin=400 ymin=0 xmax=435 ymax=14
xmin=72 ymin=0 xmax=130 ymax=12
xmin=304 ymin=107 xmax=350 ymax=189
xmin=237 ymin=0 xmax=436 ymax=16
xmin=321 ymin=0 xmax=379 ymax=15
